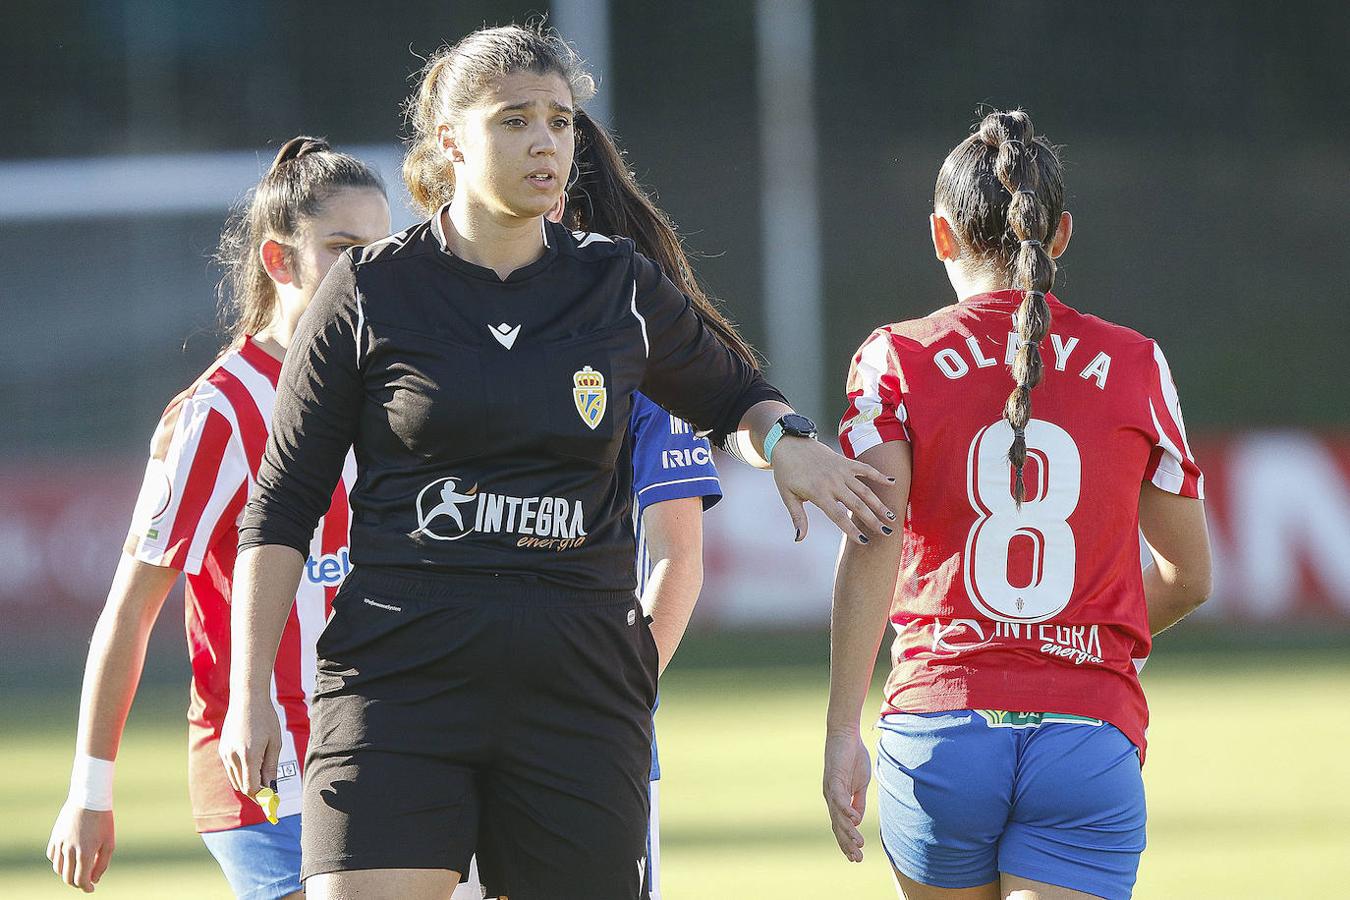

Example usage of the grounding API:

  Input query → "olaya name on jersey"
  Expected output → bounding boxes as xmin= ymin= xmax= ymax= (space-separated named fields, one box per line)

xmin=919 ymin=616 xmax=1106 ymax=667
xmin=412 ymin=476 xmax=588 ymax=550
xmin=930 ymin=331 xmax=1113 ymax=388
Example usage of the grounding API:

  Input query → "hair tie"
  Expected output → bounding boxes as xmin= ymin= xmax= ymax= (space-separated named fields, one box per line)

xmin=1019 ymin=239 xmax=1042 ymax=249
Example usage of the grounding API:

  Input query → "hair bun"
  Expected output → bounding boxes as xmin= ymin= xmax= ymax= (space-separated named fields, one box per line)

xmin=270 ymin=135 xmax=331 ymax=171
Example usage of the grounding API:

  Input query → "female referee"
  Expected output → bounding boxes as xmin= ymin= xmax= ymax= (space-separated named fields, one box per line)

xmin=219 ymin=23 xmax=892 ymax=900
xmin=823 ymin=110 xmax=1212 ymax=900
xmin=45 ymin=137 xmax=389 ymax=898
xmin=468 ymin=123 xmax=730 ymax=900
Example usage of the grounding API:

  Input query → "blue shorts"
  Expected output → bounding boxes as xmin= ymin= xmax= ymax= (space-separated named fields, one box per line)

xmin=199 ymin=813 xmax=302 ymax=900
xmin=877 ymin=710 xmax=1145 ymax=900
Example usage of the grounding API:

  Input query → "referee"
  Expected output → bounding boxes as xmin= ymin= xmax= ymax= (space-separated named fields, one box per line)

xmin=220 ymin=24 xmax=892 ymax=900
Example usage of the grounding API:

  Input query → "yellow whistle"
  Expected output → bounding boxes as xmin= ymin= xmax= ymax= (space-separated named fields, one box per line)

xmin=252 ymin=786 xmax=280 ymax=825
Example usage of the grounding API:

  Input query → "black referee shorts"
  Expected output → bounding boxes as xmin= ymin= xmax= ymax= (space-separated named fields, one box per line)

xmin=301 ymin=567 xmax=657 ymax=900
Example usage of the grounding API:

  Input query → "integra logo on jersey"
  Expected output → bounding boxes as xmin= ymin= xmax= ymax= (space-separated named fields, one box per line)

xmin=412 ymin=476 xmax=588 ymax=549
xmin=661 ymin=446 xmax=713 ymax=469
xmin=305 ymin=549 xmax=352 ymax=585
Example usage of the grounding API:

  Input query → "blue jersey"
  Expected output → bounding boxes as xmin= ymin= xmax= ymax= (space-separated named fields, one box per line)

xmin=630 ymin=391 xmax=720 ymax=781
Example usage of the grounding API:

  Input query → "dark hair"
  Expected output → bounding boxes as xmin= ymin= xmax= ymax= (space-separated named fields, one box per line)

xmin=215 ymin=136 xmax=385 ymax=348
xmin=565 ymin=111 xmax=760 ymax=369
xmin=935 ymin=110 xmax=1064 ymax=506
xmin=403 ymin=24 xmax=595 ymax=215
xmin=403 ymin=24 xmax=759 ymax=370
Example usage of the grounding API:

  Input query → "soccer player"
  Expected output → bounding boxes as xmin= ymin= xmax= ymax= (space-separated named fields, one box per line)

xmin=823 ymin=110 xmax=1212 ymax=900
xmin=46 ymin=137 xmax=389 ymax=898
xmin=219 ymin=23 xmax=891 ymax=900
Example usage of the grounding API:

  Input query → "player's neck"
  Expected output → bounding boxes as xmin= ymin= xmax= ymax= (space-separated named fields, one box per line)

xmin=442 ymin=199 xmax=546 ymax=281
xmin=944 ymin=260 xmax=1011 ymax=303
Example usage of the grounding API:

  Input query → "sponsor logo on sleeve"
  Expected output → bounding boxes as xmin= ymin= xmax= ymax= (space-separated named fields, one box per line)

xmin=660 ymin=446 xmax=713 ymax=470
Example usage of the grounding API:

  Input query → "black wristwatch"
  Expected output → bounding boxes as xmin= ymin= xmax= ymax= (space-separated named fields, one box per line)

xmin=764 ymin=413 xmax=818 ymax=463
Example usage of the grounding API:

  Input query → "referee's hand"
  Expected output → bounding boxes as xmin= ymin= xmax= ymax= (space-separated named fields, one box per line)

xmin=770 ymin=437 xmax=895 ymax=544
xmin=219 ymin=694 xmax=282 ymax=799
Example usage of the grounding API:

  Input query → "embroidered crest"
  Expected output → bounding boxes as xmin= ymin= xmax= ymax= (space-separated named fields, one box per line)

xmin=572 ymin=366 xmax=606 ymax=430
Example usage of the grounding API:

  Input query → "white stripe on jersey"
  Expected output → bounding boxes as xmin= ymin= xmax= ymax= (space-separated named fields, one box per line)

xmin=1151 ymin=343 xmax=1193 ymax=455
xmin=636 ymin=476 xmax=721 ymax=499
xmin=572 ymin=230 xmax=614 ymax=247
xmin=132 ymin=396 xmax=241 ymax=574
xmin=173 ymin=390 xmax=250 ymax=574
xmin=1147 ymin=400 xmax=1188 ymax=495
xmin=630 ymin=281 xmax=650 ymax=357
xmin=219 ymin=352 xmax=278 ymax=450
xmin=847 ymin=332 xmax=909 ymax=454
xmin=356 ymin=293 xmax=366 ymax=365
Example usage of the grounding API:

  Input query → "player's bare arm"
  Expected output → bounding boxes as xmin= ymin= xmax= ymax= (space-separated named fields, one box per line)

xmin=1139 ymin=483 xmax=1212 ymax=635
xmin=47 ymin=554 xmax=180 ymax=892
xmin=823 ymin=440 xmax=912 ymax=863
xmin=639 ymin=497 xmax=706 ymax=675
xmin=737 ymin=398 xmax=897 ymax=544
xmin=218 ymin=545 xmax=305 ymax=798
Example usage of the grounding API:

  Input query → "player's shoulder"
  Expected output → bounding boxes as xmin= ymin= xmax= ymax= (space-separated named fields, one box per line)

xmin=352 ymin=219 xmax=439 ymax=268
xmin=147 ymin=348 xmax=244 ymax=459
xmin=1050 ymin=298 xmax=1159 ymax=364
xmin=551 ymin=221 xmax=633 ymax=263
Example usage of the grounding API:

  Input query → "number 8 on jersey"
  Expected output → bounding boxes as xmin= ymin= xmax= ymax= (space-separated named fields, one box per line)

xmin=964 ymin=418 xmax=1082 ymax=623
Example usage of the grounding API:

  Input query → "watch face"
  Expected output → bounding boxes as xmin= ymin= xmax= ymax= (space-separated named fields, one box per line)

xmin=781 ymin=414 xmax=818 ymax=437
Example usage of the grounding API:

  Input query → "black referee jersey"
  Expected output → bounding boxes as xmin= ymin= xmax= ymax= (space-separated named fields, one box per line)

xmin=238 ymin=213 xmax=784 ymax=592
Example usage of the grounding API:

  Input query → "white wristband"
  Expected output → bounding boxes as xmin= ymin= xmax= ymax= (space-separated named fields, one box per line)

xmin=69 ymin=753 xmax=115 ymax=811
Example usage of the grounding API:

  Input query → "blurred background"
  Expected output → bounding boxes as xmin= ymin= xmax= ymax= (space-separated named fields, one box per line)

xmin=2 ymin=1 xmax=1348 ymax=897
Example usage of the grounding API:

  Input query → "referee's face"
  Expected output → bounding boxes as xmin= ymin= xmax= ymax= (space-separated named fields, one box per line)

xmin=451 ymin=71 xmax=575 ymax=222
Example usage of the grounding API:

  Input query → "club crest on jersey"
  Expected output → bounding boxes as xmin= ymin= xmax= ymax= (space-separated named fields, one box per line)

xmin=573 ymin=366 xmax=606 ymax=430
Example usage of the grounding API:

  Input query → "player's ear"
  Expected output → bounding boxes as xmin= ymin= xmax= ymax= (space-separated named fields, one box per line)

xmin=1049 ymin=211 xmax=1073 ymax=259
xmin=437 ymin=123 xmax=465 ymax=164
xmin=259 ymin=239 xmax=294 ymax=287
xmin=930 ymin=213 xmax=960 ymax=262
xmin=546 ymin=192 xmax=566 ymax=224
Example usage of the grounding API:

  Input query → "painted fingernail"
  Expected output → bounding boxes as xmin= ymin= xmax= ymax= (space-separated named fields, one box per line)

xmin=887 ymin=477 xmax=897 ymax=483
xmin=882 ymin=525 xmax=893 ymax=535
xmin=857 ymin=534 xmax=869 ymax=545
xmin=269 ymin=779 xmax=277 ymax=791
xmin=886 ymin=510 xmax=896 ymax=520
xmin=794 ymin=528 xmax=802 ymax=542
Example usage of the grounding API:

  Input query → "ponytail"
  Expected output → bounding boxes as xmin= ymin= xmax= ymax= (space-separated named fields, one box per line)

xmin=568 ymin=111 xmax=760 ymax=370
xmin=934 ymin=109 xmax=1065 ymax=507
xmin=216 ymin=135 xmax=384 ymax=349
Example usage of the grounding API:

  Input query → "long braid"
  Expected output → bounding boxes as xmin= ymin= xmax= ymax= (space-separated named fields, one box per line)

xmin=979 ymin=111 xmax=1056 ymax=507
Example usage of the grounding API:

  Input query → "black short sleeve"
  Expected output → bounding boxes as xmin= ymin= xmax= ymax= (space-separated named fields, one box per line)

xmin=632 ymin=252 xmax=786 ymax=444
xmin=238 ymin=253 xmax=364 ymax=555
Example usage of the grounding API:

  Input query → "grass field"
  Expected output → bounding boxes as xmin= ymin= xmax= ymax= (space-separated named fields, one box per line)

xmin=4 ymin=631 xmax=1349 ymax=898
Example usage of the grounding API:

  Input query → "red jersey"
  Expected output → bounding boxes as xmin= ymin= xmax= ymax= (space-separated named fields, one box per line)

xmin=125 ymin=337 xmax=354 ymax=832
xmin=838 ymin=291 xmax=1202 ymax=758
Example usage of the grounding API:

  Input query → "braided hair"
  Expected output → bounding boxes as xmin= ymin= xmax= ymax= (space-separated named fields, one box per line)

xmin=935 ymin=110 xmax=1065 ymax=506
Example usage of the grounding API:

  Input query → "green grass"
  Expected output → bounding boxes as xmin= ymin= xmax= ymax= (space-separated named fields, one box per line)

xmin=5 ymin=633 xmax=1349 ymax=898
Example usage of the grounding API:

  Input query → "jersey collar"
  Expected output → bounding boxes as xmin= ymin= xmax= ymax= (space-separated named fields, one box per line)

xmin=240 ymin=335 xmax=283 ymax=386
xmin=429 ymin=203 xmax=558 ymax=283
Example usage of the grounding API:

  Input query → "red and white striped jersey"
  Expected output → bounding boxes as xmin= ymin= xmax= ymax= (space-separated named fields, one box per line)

xmin=125 ymin=336 xmax=354 ymax=832
xmin=839 ymin=291 xmax=1202 ymax=758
